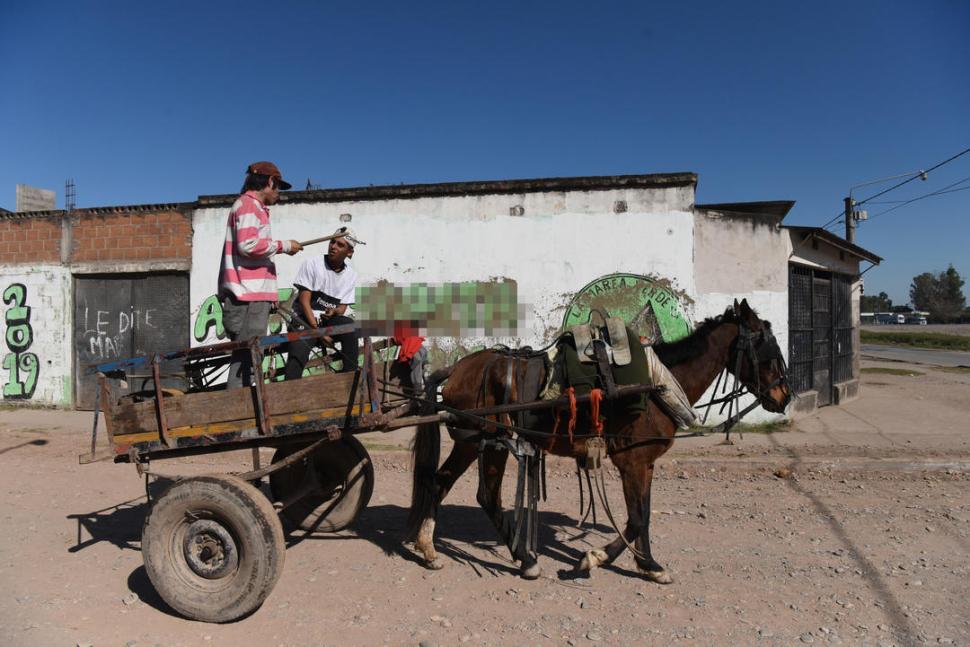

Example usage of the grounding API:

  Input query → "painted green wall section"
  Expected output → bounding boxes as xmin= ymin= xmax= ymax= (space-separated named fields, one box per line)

xmin=562 ymin=273 xmax=691 ymax=342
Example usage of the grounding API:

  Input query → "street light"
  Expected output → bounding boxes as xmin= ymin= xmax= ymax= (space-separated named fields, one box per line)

xmin=845 ymin=169 xmax=928 ymax=243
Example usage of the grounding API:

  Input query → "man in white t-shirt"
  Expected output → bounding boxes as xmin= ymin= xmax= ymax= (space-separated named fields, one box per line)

xmin=284 ymin=227 xmax=365 ymax=378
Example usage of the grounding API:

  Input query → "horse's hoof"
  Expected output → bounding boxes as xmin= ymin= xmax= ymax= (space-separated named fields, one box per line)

xmin=577 ymin=549 xmax=608 ymax=573
xmin=425 ymin=559 xmax=445 ymax=571
xmin=520 ymin=562 xmax=541 ymax=580
xmin=643 ymin=569 xmax=673 ymax=584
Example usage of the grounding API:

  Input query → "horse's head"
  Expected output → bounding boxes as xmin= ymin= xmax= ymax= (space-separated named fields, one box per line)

xmin=726 ymin=299 xmax=791 ymax=413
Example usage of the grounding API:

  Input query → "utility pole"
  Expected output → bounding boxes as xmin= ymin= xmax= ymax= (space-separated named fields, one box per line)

xmin=844 ymin=196 xmax=855 ymax=244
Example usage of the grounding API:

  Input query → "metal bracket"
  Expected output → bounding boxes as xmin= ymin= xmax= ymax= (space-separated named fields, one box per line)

xmin=151 ymin=355 xmax=172 ymax=448
xmin=585 ymin=436 xmax=607 ymax=470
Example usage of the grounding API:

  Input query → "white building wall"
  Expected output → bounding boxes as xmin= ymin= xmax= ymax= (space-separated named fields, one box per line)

xmin=0 ymin=265 xmax=73 ymax=405
xmin=191 ymin=186 xmax=696 ymax=351
xmin=692 ymin=211 xmax=790 ymax=424
xmin=191 ymin=186 xmax=806 ymax=424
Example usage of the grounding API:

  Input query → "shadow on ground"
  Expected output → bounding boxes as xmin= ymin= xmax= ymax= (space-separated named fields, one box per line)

xmin=0 ymin=438 xmax=48 ymax=456
xmin=66 ymin=477 xmax=174 ymax=553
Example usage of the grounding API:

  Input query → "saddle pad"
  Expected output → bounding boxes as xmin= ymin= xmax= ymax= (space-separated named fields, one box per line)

xmin=569 ymin=316 xmax=632 ymax=366
xmin=558 ymin=325 xmax=652 ymax=412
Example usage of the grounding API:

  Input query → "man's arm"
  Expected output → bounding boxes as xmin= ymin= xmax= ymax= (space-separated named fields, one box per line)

xmin=297 ymin=289 xmax=316 ymax=328
xmin=234 ymin=198 xmax=302 ymax=258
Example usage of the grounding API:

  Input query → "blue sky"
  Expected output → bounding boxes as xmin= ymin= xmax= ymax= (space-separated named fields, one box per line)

xmin=2 ymin=0 xmax=968 ymax=305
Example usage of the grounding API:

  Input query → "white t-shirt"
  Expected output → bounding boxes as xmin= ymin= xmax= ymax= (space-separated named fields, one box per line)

xmin=292 ymin=255 xmax=357 ymax=313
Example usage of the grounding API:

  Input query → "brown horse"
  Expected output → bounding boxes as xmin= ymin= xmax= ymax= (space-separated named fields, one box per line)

xmin=406 ymin=299 xmax=791 ymax=582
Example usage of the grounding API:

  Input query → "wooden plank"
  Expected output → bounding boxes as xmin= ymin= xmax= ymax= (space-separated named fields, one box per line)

xmin=107 ymin=371 xmax=357 ymax=437
xmin=112 ymin=402 xmax=371 ymax=447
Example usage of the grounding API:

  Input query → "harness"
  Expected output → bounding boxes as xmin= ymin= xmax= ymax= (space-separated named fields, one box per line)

xmin=695 ymin=308 xmax=791 ymax=441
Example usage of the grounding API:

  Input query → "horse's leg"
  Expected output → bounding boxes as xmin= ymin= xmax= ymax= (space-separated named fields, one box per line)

xmin=575 ymin=459 xmax=673 ymax=584
xmin=476 ymin=445 xmax=541 ymax=580
xmin=574 ymin=457 xmax=642 ymax=575
xmin=627 ymin=463 xmax=672 ymax=583
xmin=413 ymin=440 xmax=479 ymax=569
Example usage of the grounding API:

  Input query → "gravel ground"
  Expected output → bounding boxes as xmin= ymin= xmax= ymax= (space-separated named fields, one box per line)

xmin=1 ymin=360 xmax=969 ymax=647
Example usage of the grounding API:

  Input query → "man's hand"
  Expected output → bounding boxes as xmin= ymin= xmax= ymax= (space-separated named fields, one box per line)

xmin=284 ymin=240 xmax=303 ymax=255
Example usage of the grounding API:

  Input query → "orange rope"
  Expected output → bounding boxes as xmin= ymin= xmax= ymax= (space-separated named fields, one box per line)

xmin=566 ymin=387 xmax=577 ymax=443
xmin=548 ymin=386 xmax=579 ymax=449
xmin=590 ymin=388 xmax=604 ymax=436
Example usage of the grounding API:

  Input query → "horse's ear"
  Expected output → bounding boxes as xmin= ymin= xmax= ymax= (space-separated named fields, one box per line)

xmin=738 ymin=299 xmax=759 ymax=325
xmin=733 ymin=298 xmax=740 ymax=310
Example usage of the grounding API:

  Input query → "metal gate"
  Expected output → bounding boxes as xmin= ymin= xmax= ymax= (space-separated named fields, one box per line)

xmin=788 ymin=265 xmax=854 ymax=406
xmin=74 ymin=273 xmax=189 ymax=409
xmin=812 ymin=274 xmax=833 ymax=406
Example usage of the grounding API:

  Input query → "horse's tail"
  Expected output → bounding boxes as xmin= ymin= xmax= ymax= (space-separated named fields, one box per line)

xmin=406 ymin=365 xmax=454 ymax=540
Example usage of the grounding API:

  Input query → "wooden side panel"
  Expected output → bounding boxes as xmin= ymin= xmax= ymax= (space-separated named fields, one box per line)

xmin=108 ymin=371 xmax=357 ymax=437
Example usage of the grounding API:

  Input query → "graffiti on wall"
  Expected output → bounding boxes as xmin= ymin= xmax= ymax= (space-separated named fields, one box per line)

xmin=562 ymin=273 xmax=692 ymax=343
xmin=192 ymin=282 xmax=520 ymax=343
xmin=2 ymin=284 xmax=39 ymax=399
xmin=80 ymin=304 xmax=158 ymax=360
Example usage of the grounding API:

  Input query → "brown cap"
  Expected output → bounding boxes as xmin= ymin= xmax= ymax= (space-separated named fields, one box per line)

xmin=246 ymin=161 xmax=292 ymax=190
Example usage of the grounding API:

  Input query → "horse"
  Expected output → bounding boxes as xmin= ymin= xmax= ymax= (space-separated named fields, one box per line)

xmin=406 ymin=299 xmax=791 ymax=583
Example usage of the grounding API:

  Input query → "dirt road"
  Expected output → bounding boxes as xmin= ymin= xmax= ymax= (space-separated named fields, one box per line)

xmin=1 ymin=360 xmax=969 ymax=646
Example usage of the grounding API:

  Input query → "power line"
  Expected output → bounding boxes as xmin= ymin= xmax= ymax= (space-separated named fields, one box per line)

xmin=817 ymin=146 xmax=970 ymax=231
xmin=854 ymin=147 xmax=968 ymax=207
xmin=865 ymin=175 xmax=970 ymax=221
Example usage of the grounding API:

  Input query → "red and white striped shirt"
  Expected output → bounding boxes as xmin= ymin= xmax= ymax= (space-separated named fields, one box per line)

xmin=219 ymin=191 xmax=291 ymax=302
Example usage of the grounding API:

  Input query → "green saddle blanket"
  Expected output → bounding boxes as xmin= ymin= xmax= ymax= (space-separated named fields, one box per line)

xmin=556 ymin=324 xmax=652 ymax=412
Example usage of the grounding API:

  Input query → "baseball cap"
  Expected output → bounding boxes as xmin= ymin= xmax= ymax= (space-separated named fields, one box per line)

xmin=246 ymin=161 xmax=292 ymax=190
xmin=334 ymin=226 xmax=365 ymax=247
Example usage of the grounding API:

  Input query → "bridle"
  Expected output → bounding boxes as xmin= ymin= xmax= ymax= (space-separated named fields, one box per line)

xmin=697 ymin=305 xmax=791 ymax=438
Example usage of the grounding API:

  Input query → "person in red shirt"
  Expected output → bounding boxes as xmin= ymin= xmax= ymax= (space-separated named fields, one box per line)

xmin=392 ymin=319 xmax=427 ymax=393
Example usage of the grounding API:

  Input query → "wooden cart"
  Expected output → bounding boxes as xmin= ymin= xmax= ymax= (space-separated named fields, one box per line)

xmin=80 ymin=323 xmax=662 ymax=623
xmin=79 ymin=323 xmax=418 ymax=623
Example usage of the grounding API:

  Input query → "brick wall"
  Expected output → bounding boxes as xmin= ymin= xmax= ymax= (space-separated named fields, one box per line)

xmin=71 ymin=209 xmax=192 ymax=262
xmin=0 ymin=206 xmax=193 ymax=266
xmin=0 ymin=216 xmax=61 ymax=265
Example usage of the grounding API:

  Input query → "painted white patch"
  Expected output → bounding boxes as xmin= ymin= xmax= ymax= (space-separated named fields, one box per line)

xmin=0 ymin=265 xmax=73 ymax=405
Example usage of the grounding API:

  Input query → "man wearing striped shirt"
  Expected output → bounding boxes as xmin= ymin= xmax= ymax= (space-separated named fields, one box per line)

xmin=219 ymin=161 xmax=303 ymax=388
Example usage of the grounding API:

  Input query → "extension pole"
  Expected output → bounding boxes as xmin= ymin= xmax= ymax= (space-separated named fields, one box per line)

xmin=298 ymin=232 xmax=348 ymax=247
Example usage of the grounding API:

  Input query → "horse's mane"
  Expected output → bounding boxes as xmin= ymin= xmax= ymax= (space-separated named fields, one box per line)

xmin=652 ymin=307 xmax=738 ymax=366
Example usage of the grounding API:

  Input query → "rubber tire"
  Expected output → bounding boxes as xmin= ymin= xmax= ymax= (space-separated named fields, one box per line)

xmin=269 ymin=436 xmax=374 ymax=533
xmin=141 ymin=474 xmax=285 ymax=623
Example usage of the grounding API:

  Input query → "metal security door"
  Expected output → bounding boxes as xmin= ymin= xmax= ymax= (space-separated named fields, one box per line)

xmin=832 ymin=274 xmax=854 ymax=384
xmin=812 ymin=275 xmax=833 ymax=406
xmin=788 ymin=266 xmax=813 ymax=395
xmin=74 ymin=273 xmax=189 ymax=409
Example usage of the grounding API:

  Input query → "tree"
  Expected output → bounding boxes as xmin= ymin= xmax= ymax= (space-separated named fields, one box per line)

xmin=860 ymin=291 xmax=893 ymax=312
xmin=909 ymin=265 xmax=966 ymax=321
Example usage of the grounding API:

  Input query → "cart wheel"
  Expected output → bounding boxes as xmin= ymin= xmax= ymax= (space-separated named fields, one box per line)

xmin=141 ymin=474 xmax=284 ymax=623
xmin=269 ymin=436 xmax=374 ymax=532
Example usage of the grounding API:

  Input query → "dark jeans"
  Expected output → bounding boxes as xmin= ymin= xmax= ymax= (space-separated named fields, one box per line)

xmin=221 ymin=296 xmax=272 ymax=389
xmin=284 ymin=315 xmax=359 ymax=379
